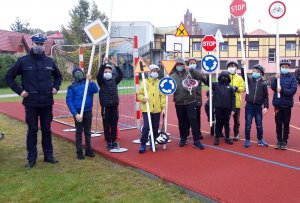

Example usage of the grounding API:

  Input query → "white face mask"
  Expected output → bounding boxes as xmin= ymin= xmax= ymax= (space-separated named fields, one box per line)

xmin=103 ymin=72 xmax=112 ymax=80
xmin=189 ymin=64 xmax=197 ymax=69
xmin=228 ymin=67 xmax=236 ymax=74
xmin=150 ymin=72 xmax=159 ymax=78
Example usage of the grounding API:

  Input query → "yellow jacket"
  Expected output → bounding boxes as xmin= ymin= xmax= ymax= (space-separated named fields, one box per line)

xmin=138 ymin=78 xmax=166 ymax=113
xmin=229 ymin=73 xmax=245 ymax=108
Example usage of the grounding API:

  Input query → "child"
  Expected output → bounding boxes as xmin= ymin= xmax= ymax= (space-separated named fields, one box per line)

xmin=66 ymin=67 xmax=98 ymax=160
xmin=271 ymin=59 xmax=297 ymax=150
xmin=241 ymin=64 xmax=269 ymax=148
xmin=137 ymin=64 xmax=166 ymax=153
xmin=227 ymin=60 xmax=246 ymax=141
xmin=97 ymin=57 xmax=123 ymax=151
xmin=211 ymin=71 xmax=235 ymax=145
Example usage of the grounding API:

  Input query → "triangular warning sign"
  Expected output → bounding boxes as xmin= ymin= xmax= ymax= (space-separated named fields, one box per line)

xmin=175 ymin=22 xmax=189 ymax=37
xmin=161 ymin=60 xmax=177 ymax=75
xmin=134 ymin=57 xmax=150 ymax=73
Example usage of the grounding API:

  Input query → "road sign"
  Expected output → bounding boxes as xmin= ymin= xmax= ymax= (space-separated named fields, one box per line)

xmin=201 ymin=55 xmax=218 ymax=73
xmin=159 ymin=77 xmax=177 ymax=95
xmin=161 ymin=60 xmax=177 ymax=75
xmin=84 ymin=19 xmax=109 ymax=45
xmin=202 ymin=35 xmax=217 ymax=52
xmin=175 ymin=23 xmax=189 ymax=37
xmin=134 ymin=57 xmax=150 ymax=73
xmin=269 ymin=1 xmax=286 ymax=19
xmin=230 ymin=0 xmax=247 ymax=18
xmin=215 ymin=29 xmax=224 ymax=43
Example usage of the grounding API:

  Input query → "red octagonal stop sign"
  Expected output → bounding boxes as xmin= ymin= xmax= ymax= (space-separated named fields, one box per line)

xmin=202 ymin=35 xmax=216 ymax=52
xmin=230 ymin=0 xmax=247 ymax=18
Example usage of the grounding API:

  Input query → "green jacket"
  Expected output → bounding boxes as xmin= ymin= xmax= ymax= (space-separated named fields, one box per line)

xmin=138 ymin=78 xmax=166 ymax=113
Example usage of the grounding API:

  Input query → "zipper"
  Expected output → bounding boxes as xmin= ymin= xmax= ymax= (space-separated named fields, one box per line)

xmin=253 ymin=78 xmax=259 ymax=103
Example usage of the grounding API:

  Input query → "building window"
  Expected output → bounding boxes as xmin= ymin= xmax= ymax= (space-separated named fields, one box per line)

xmin=220 ymin=61 xmax=227 ymax=70
xmin=192 ymin=42 xmax=201 ymax=51
xmin=291 ymin=60 xmax=296 ymax=69
xmin=249 ymin=41 xmax=259 ymax=51
xmin=220 ymin=42 xmax=228 ymax=51
xmin=268 ymin=48 xmax=276 ymax=62
xmin=237 ymin=41 xmax=246 ymax=51
xmin=248 ymin=60 xmax=259 ymax=69
xmin=285 ymin=41 xmax=296 ymax=50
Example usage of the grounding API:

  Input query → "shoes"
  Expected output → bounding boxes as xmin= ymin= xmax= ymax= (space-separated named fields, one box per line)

xmin=85 ymin=150 xmax=95 ymax=158
xmin=193 ymin=141 xmax=204 ymax=150
xmin=257 ymin=139 xmax=269 ymax=147
xmin=233 ymin=134 xmax=239 ymax=141
xmin=44 ymin=157 xmax=58 ymax=164
xmin=214 ymin=137 xmax=219 ymax=145
xmin=179 ymin=139 xmax=187 ymax=147
xmin=225 ymin=138 xmax=233 ymax=145
xmin=77 ymin=153 xmax=85 ymax=160
xmin=139 ymin=144 xmax=146 ymax=153
xmin=274 ymin=142 xmax=282 ymax=149
xmin=25 ymin=161 xmax=36 ymax=168
xmin=244 ymin=139 xmax=251 ymax=148
xmin=106 ymin=143 xmax=113 ymax=151
xmin=281 ymin=142 xmax=288 ymax=150
xmin=112 ymin=142 xmax=119 ymax=149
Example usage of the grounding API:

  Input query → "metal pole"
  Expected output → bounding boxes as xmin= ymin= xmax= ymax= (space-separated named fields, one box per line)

xmin=209 ymin=74 xmax=213 ymax=126
xmin=238 ymin=17 xmax=248 ymax=94
xmin=276 ymin=20 xmax=281 ymax=98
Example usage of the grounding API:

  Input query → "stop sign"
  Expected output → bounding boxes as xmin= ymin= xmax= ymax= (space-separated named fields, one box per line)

xmin=202 ymin=35 xmax=216 ymax=52
xmin=230 ymin=0 xmax=247 ymax=17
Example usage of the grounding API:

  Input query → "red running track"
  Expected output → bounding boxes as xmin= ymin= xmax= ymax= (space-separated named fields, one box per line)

xmin=1 ymin=90 xmax=300 ymax=203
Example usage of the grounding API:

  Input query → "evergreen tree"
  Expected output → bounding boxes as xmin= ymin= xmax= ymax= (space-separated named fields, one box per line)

xmin=10 ymin=17 xmax=31 ymax=34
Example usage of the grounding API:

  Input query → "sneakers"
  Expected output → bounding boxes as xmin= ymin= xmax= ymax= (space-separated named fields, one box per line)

xmin=225 ymin=138 xmax=233 ymax=145
xmin=257 ymin=139 xmax=268 ymax=147
xmin=44 ymin=157 xmax=58 ymax=164
xmin=77 ymin=153 xmax=85 ymax=160
xmin=106 ymin=143 xmax=113 ymax=151
xmin=85 ymin=150 xmax=95 ymax=158
xmin=25 ymin=161 xmax=36 ymax=168
xmin=274 ymin=142 xmax=282 ymax=149
xmin=214 ymin=137 xmax=219 ymax=145
xmin=112 ymin=142 xmax=119 ymax=149
xmin=233 ymin=134 xmax=239 ymax=141
xmin=281 ymin=142 xmax=288 ymax=150
xmin=139 ymin=144 xmax=147 ymax=153
xmin=179 ymin=139 xmax=187 ymax=147
xmin=193 ymin=141 xmax=204 ymax=150
xmin=244 ymin=139 xmax=251 ymax=148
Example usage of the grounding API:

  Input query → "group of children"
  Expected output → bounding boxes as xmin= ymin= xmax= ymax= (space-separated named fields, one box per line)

xmin=65 ymin=55 xmax=297 ymax=158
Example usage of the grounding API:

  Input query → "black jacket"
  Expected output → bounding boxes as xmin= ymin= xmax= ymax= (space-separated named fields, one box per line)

xmin=212 ymin=82 xmax=236 ymax=111
xmin=5 ymin=49 xmax=62 ymax=107
xmin=97 ymin=64 xmax=123 ymax=107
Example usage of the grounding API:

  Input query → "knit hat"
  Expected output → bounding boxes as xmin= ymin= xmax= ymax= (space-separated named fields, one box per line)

xmin=72 ymin=67 xmax=85 ymax=82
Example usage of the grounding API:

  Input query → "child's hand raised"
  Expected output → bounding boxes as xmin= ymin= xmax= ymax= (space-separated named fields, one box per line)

xmin=86 ymin=74 xmax=92 ymax=82
xmin=109 ymin=56 xmax=118 ymax=66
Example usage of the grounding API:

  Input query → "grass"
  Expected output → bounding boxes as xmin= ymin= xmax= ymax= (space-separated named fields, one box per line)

xmin=0 ymin=113 xmax=201 ymax=203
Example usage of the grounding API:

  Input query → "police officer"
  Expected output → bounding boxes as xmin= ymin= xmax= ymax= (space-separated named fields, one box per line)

xmin=5 ymin=33 xmax=62 ymax=168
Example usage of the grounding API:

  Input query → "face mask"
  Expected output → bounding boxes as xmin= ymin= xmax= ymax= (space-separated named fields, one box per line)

xmin=104 ymin=72 xmax=112 ymax=80
xmin=150 ymin=72 xmax=159 ymax=78
xmin=228 ymin=67 xmax=236 ymax=74
xmin=176 ymin=66 xmax=184 ymax=72
xmin=73 ymin=71 xmax=85 ymax=82
xmin=189 ymin=64 xmax=197 ymax=69
xmin=281 ymin=68 xmax=289 ymax=74
xmin=32 ymin=45 xmax=45 ymax=54
xmin=252 ymin=72 xmax=261 ymax=79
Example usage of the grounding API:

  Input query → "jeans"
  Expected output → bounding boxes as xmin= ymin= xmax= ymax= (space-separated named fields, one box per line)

xmin=74 ymin=111 xmax=92 ymax=153
xmin=245 ymin=102 xmax=263 ymax=140
xmin=140 ymin=112 xmax=160 ymax=144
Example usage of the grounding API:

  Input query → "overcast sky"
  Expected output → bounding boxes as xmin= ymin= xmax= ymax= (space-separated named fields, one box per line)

xmin=0 ymin=0 xmax=298 ymax=34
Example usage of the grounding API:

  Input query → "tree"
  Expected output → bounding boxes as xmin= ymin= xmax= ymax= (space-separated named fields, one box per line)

xmin=10 ymin=17 xmax=31 ymax=34
xmin=62 ymin=0 xmax=108 ymax=44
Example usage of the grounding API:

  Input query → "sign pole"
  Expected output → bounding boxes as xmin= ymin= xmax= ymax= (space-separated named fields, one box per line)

xmin=209 ymin=73 xmax=213 ymax=127
xmin=140 ymin=61 xmax=156 ymax=152
xmin=276 ymin=19 xmax=281 ymax=98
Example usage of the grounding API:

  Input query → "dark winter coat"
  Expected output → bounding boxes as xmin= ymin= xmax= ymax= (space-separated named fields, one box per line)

xmin=212 ymin=82 xmax=236 ymax=111
xmin=5 ymin=49 xmax=62 ymax=107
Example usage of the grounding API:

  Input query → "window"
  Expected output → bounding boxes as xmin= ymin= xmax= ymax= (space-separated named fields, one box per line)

xmin=248 ymin=60 xmax=259 ymax=69
xmin=192 ymin=42 xmax=201 ymax=51
xmin=237 ymin=41 xmax=246 ymax=51
xmin=220 ymin=61 xmax=227 ymax=70
xmin=268 ymin=48 xmax=276 ymax=62
xmin=249 ymin=41 xmax=259 ymax=51
xmin=285 ymin=41 xmax=296 ymax=50
xmin=220 ymin=42 xmax=228 ymax=51
xmin=291 ymin=60 xmax=296 ymax=69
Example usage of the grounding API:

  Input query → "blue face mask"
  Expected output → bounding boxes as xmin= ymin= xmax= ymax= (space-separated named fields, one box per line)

xmin=189 ymin=64 xmax=197 ymax=69
xmin=252 ymin=72 xmax=261 ymax=79
xmin=281 ymin=68 xmax=289 ymax=74
xmin=176 ymin=65 xmax=184 ymax=72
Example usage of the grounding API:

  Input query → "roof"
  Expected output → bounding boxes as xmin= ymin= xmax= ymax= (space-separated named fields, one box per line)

xmin=47 ymin=32 xmax=64 ymax=39
xmin=0 ymin=29 xmax=54 ymax=55
xmin=196 ymin=22 xmax=237 ymax=35
xmin=248 ymin=28 xmax=270 ymax=35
